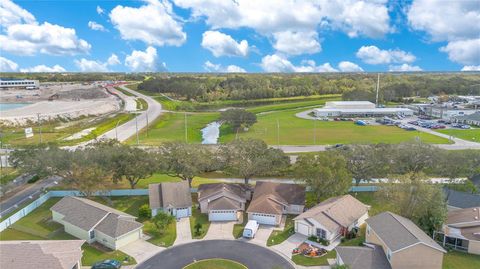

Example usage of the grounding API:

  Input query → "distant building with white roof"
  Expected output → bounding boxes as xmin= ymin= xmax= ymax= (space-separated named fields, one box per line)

xmin=313 ymin=101 xmax=413 ymax=118
xmin=0 ymin=78 xmax=39 ymax=89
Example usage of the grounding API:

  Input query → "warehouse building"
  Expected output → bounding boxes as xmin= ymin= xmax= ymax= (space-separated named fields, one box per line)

xmin=314 ymin=101 xmax=413 ymax=118
xmin=0 ymin=78 xmax=40 ymax=89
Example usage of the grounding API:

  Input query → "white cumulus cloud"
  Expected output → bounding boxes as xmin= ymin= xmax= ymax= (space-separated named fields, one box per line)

xmin=0 ymin=56 xmax=18 ymax=72
xmin=201 ymin=31 xmax=249 ymax=57
xmin=272 ymin=30 xmax=321 ymax=56
xmin=261 ymin=54 xmax=338 ymax=73
xmin=0 ymin=0 xmax=90 ymax=56
xmin=356 ymin=46 xmax=416 ymax=65
xmin=20 ymin=64 xmax=66 ymax=72
xmin=388 ymin=64 xmax=423 ymax=72
xmin=203 ymin=61 xmax=246 ymax=73
xmin=440 ymin=38 xmax=480 ymax=66
xmin=96 ymin=5 xmax=104 ymax=15
xmin=75 ymin=59 xmax=109 ymax=72
xmin=88 ymin=21 xmax=107 ymax=32
xmin=462 ymin=65 xmax=480 ymax=71
xmin=125 ymin=46 xmax=166 ymax=72
xmin=338 ymin=61 xmax=364 ymax=72
xmin=110 ymin=0 xmax=186 ymax=47
xmin=107 ymin=54 xmax=121 ymax=66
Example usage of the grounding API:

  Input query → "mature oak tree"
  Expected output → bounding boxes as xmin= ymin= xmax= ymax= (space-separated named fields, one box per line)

xmin=220 ymin=109 xmax=257 ymax=132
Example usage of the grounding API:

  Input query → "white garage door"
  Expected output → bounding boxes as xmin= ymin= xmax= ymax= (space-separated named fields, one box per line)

xmin=209 ymin=210 xmax=237 ymax=221
xmin=251 ymin=213 xmax=276 ymax=225
xmin=296 ymin=222 xmax=310 ymax=236
xmin=176 ymin=207 xmax=190 ymax=218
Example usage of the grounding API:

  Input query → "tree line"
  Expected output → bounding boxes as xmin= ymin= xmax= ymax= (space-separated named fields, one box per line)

xmin=10 ymin=140 xmax=480 ymax=235
xmin=138 ymin=73 xmax=480 ymax=103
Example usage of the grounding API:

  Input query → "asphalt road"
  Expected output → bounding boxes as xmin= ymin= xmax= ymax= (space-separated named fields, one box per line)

xmin=136 ymin=240 xmax=295 ymax=269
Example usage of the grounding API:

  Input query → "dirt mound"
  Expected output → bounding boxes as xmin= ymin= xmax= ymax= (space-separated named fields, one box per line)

xmin=57 ymin=88 xmax=109 ymax=100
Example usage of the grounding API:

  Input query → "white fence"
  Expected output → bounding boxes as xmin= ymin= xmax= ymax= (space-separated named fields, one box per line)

xmin=0 ymin=189 xmax=149 ymax=232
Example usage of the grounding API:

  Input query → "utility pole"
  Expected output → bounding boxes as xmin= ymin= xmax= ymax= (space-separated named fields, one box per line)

xmin=115 ymin=119 xmax=121 ymax=141
xmin=184 ymin=112 xmax=188 ymax=143
xmin=135 ymin=113 xmax=139 ymax=145
xmin=37 ymin=113 xmax=42 ymax=143
xmin=276 ymin=119 xmax=280 ymax=145
xmin=375 ymin=73 xmax=380 ymax=107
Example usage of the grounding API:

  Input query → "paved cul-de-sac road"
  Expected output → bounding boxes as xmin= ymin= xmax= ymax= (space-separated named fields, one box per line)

xmin=136 ymin=240 xmax=295 ymax=269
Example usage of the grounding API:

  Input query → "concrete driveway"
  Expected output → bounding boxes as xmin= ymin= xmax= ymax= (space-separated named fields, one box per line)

xmin=271 ymin=233 xmax=307 ymax=259
xmin=119 ymin=239 xmax=164 ymax=264
xmin=248 ymin=225 xmax=274 ymax=246
xmin=204 ymin=221 xmax=235 ymax=240
xmin=174 ymin=217 xmax=192 ymax=245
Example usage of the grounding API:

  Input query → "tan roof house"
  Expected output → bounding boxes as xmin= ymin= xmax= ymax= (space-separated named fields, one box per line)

xmin=247 ymin=181 xmax=305 ymax=226
xmin=364 ymin=211 xmax=446 ymax=269
xmin=149 ymin=182 xmax=192 ymax=218
xmin=0 ymin=240 xmax=84 ymax=269
xmin=197 ymin=183 xmax=251 ymax=221
xmin=294 ymin=194 xmax=369 ymax=243
xmin=51 ymin=196 xmax=143 ymax=250
xmin=436 ymin=207 xmax=480 ymax=255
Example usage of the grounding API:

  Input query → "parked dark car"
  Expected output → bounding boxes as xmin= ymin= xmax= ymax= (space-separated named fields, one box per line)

xmin=91 ymin=260 xmax=122 ymax=269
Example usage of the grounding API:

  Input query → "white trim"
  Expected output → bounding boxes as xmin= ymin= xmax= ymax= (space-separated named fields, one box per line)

xmin=392 ymin=241 xmax=447 ymax=254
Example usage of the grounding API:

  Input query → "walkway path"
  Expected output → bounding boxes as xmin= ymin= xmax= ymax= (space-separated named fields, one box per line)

xmin=174 ymin=217 xmax=193 ymax=245
xmin=109 ymin=87 xmax=137 ymax=112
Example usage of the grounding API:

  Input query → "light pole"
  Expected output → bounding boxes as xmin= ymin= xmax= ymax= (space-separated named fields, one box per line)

xmin=115 ymin=119 xmax=121 ymax=141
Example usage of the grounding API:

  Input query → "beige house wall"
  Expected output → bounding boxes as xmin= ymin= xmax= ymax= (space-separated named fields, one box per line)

xmin=199 ymin=192 xmax=245 ymax=213
xmin=64 ymin=223 xmax=92 ymax=243
xmin=95 ymin=230 xmax=116 ymax=250
xmin=468 ymin=240 xmax=480 ymax=255
xmin=391 ymin=244 xmax=444 ymax=269
xmin=115 ymin=229 xmax=143 ymax=249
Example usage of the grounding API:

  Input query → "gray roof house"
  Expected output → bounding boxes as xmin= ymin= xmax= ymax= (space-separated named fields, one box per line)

xmin=444 ymin=187 xmax=480 ymax=210
xmin=336 ymin=244 xmax=391 ymax=269
xmin=149 ymin=182 xmax=192 ymax=218
xmin=0 ymin=240 xmax=84 ymax=269
xmin=198 ymin=183 xmax=252 ymax=221
xmin=438 ymin=207 xmax=480 ymax=255
xmin=51 ymin=196 xmax=143 ymax=250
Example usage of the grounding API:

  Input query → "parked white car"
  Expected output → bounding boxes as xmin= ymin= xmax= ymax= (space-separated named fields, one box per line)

xmin=243 ymin=220 xmax=259 ymax=238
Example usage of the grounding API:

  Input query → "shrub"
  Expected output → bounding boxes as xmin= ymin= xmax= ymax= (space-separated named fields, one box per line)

xmin=27 ymin=175 xmax=41 ymax=184
xmin=139 ymin=204 xmax=152 ymax=219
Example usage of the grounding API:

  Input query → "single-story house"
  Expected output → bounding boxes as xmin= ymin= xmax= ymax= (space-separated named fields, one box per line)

xmin=365 ymin=211 xmax=446 ymax=269
xmin=437 ymin=207 xmax=480 ymax=255
xmin=149 ymin=181 xmax=192 ymax=218
xmin=197 ymin=183 xmax=252 ymax=221
xmin=336 ymin=244 xmax=391 ymax=269
xmin=51 ymin=196 xmax=143 ymax=250
xmin=0 ymin=240 xmax=84 ymax=269
xmin=453 ymin=111 xmax=480 ymax=126
xmin=444 ymin=187 xmax=480 ymax=211
xmin=247 ymin=181 xmax=305 ymax=226
xmin=294 ymin=194 xmax=369 ymax=242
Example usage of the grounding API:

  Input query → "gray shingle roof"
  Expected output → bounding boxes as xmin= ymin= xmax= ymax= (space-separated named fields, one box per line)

xmin=444 ymin=188 xmax=480 ymax=209
xmin=198 ymin=183 xmax=250 ymax=201
xmin=208 ymin=196 xmax=242 ymax=211
xmin=51 ymin=196 xmax=142 ymax=238
xmin=247 ymin=181 xmax=305 ymax=214
xmin=336 ymin=245 xmax=391 ymax=269
xmin=366 ymin=212 xmax=445 ymax=253
xmin=0 ymin=240 xmax=84 ymax=269
xmin=149 ymin=181 xmax=192 ymax=209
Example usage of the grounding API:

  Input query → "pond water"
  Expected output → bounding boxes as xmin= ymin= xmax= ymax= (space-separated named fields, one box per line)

xmin=0 ymin=103 xmax=30 ymax=111
xmin=201 ymin=121 xmax=222 ymax=144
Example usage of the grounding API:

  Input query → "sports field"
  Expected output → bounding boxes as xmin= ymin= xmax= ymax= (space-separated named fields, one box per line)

xmin=437 ymin=128 xmax=479 ymax=142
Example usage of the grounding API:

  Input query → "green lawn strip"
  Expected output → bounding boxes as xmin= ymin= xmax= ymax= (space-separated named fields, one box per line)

xmin=184 ymin=258 xmax=247 ymax=269
xmin=190 ymin=194 xmax=210 ymax=239
xmin=291 ymin=250 xmax=336 ymax=266
xmin=350 ymin=192 xmax=395 ymax=216
xmin=126 ymin=112 xmax=219 ymax=145
xmin=443 ymin=251 xmax=480 ymax=269
xmin=144 ymin=220 xmax=176 ymax=247
xmin=437 ymin=128 xmax=480 ymax=142
xmin=0 ymin=197 xmax=135 ymax=265
xmin=136 ymin=98 xmax=148 ymax=111
xmin=267 ymin=215 xmax=295 ymax=246
xmin=114 ymin=86 xmax=135 ymax=96
xmin=233 ymin=213 xmax=248 ymax=239
xmin=245 ymin=95 xmax=340 ymax=114
xmin=220 ymin=108 xmax=450 ymax=145
xmin=0 ymin=167 xmax=20 ymax=185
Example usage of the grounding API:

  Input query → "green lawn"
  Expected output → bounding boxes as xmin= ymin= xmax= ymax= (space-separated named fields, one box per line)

xmin=267 ymin=215 xmax=295 ymax=246
xmin=136 ymin=98 xmax=148 ymax=111
xmin=233 ymin=212 xmax=248 ymax=239
xmin=443 ymin=251 xmax=480 ymax=269
xmin=351 ymin=192 xmax=394 ymax=216
xmin=114 ymin=86 xmax=135 ymax=96
xmin=144 ymin=219 xmax=177 ymax=247
xmin=184 ymin=258 xmax=247 ymax=269
xmin=437 ymin=128 xmax=480 ymax=142
xmin=0 ymin=197 xmax=135 ymax=266
xmin=0 ymin=167 xmax=20 ymax=185
xmin=127 ymin=112 xmax=219 ymax=145
xmin=190 ymin=194 xmax=210 ymax=239
xmin=220 ymin=108 xmax=451 ymax=145
xmin=291 ymin=250 xmax=336 ymax=266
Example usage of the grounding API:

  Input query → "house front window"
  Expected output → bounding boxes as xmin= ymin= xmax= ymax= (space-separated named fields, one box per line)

xmin=89 ymin=230 xmax=95 ymax=239
xmin=387 ymin=249 xmax=392 ymax=261
xmin=316 ymin=228 xmax=326 ymax=239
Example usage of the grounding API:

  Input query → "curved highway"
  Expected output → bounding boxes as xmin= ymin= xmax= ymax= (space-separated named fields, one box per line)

xmin=136 ymin=240 xmax=295 ymax=269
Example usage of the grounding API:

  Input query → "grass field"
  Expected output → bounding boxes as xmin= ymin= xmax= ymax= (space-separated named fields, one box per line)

xmin=190 ymin=194 xmax=210 ymax=239
xmin=267 ymin=215 xmax=295 ymax=246
xmin=443 ymin=251 xmax=480 ymax=269
xmin=184 ymin=259 xmax=247 ymax=269
xmin=0 ymin=167 xmax=20 ymax=185
xmin=437 ymin=128 xmax=480 ymax=142
xmin=136 ymin=98 xmax=148 ymax=111
xmin=0 ymin=197 xmax=135 ymax=266
xmin=127 ymin=112 xmax=219 ymax=145
xmin=220 ymin=109 xmax=450 ymax=145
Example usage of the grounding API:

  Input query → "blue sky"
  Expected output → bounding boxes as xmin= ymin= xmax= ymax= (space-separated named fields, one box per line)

xmin=0 ymin=0 xmax=479 ymax=73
